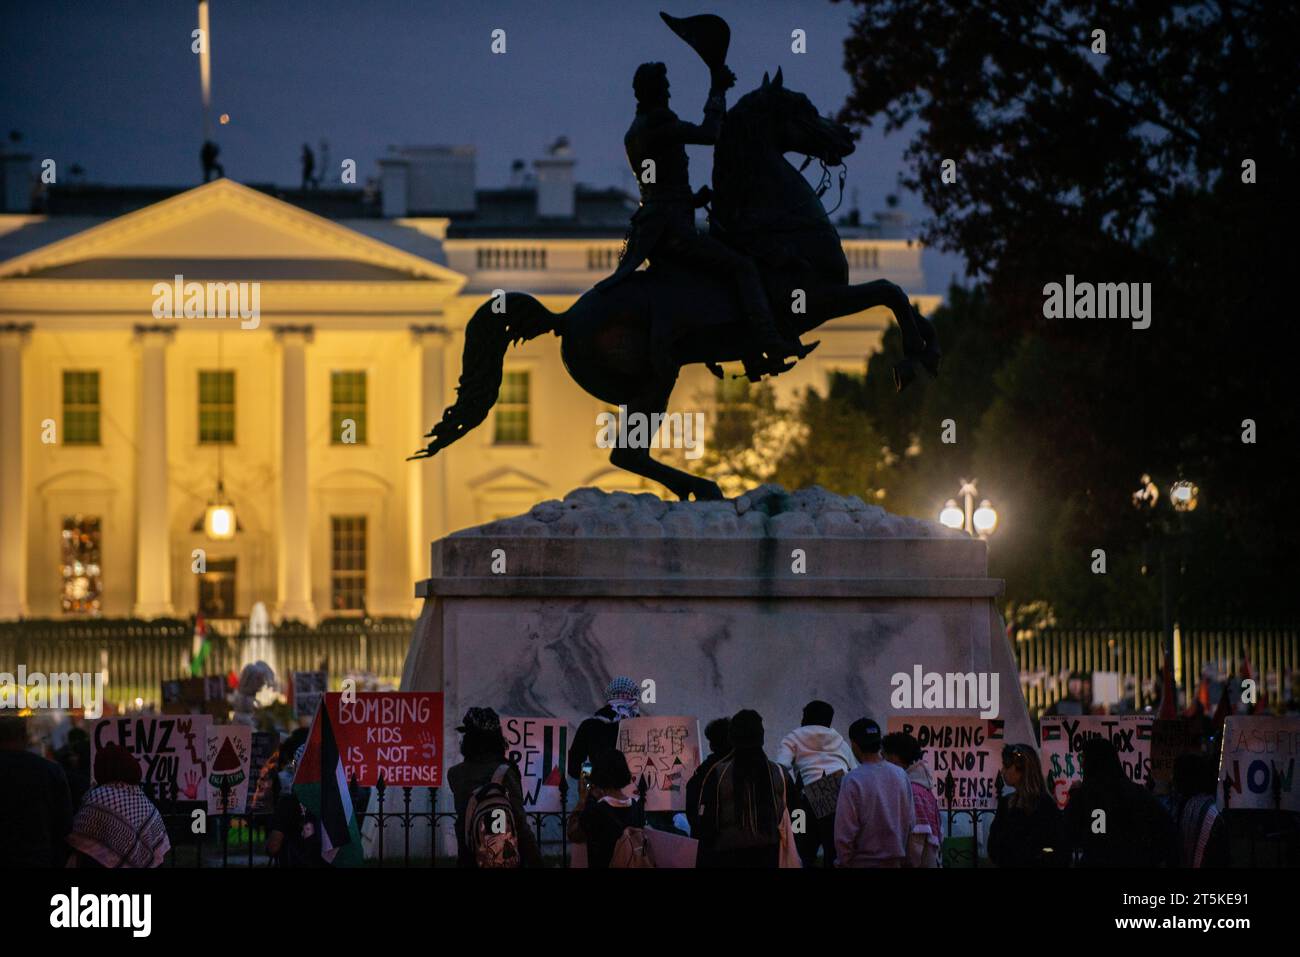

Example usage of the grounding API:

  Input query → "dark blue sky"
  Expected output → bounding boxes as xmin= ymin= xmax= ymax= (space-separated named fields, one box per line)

xmin=1 ymin=0 xmax=965 ymax=286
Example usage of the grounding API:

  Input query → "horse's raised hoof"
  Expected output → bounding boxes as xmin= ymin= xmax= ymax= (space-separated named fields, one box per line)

xmin=706 ymin=361 xmax=725 ymax=379
xmin=893 ymin=359 xmax=917 ymax=392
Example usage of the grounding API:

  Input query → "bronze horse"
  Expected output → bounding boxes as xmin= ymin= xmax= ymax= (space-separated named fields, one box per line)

xmin=411 ymin=69 xmax=940 ymax=500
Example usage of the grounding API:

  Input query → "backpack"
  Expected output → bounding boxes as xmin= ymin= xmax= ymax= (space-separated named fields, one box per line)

xmin=709 ymin=758 xmax=787 ymax=851
xmin=609 ymin=826 xmax=656 ymax=868
xmin=464 ymin=765 xmax=521 ymax=869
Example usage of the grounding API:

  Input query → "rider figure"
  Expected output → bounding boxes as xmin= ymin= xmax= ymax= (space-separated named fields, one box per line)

xmin=596 ymin=61 xmax=809 ymax=379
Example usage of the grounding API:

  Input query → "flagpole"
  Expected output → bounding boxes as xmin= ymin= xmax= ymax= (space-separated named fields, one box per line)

xmin=198 ymin=1 xmax=212 ymax=141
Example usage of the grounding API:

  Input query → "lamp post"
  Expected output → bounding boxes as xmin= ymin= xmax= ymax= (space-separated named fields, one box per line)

xmin=939 ymin=478 xmax=998 ymax=539
xmin=1133 ymin=474 xmax=1199 ymax=708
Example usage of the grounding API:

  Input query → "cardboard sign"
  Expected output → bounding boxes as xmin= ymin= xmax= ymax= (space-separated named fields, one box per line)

xmin=644 ymin=828 xmax=699 ymax=868
xmin=1149 ymin=719 xmax=1203 ymax=795
xmin=326 ymin=691 xmax=443 ymax=787
xmin=206 ymin=724 xmax=252 ymax=814
xmin=1217 ymin=716 xmax=1300 ymax=812
xmin=501 ymin=716 xmax=570 ymax=812
xmin=292 ymin=671 xmax=328 ymax=721
xmin=1039 ymin=715 xmax=1153 ymax=809
xmin=887 ymin=716 xmax=1005 ymax=810
xmin=617 ymin=716 xmax=700 ymax=812
xmin=91 ymin=715 xmax=211 ymax=805
xmin=247 ymin=731 xmax=280 ymax=814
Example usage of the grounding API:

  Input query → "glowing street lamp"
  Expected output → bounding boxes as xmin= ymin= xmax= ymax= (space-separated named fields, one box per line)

xmin=939 ymin=479 xmax=997 ymax=539
xmin=203 ymin=480 xmax=236 ymax=541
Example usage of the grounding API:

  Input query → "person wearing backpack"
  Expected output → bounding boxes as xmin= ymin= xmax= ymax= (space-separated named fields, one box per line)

xmin=774 ymin=700 xmax=856 ymax=867
xmin=568 ymin=749 xmax=640 ymax=868
xmin=695 ymin=709 xmax=794 ymax=868
xmin=447 ymin=707 xmax=541 ymax=868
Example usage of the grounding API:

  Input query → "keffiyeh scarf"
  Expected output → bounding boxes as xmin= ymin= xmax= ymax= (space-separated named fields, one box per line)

xmin=67 ymin=783 xmax=172 ymax=868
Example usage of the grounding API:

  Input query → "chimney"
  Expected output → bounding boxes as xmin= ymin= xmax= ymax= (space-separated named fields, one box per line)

xmin=378 ymin=156 xmax=410 ymax=217
xmin=1 ymin=150 xmax=33 ymax=213
xmin=533 ymin=136 xmax=575 ymax=219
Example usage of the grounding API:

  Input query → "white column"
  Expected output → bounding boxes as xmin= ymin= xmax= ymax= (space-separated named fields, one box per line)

xmin=275 ymin=325 xmax=316 ymax=623
xmin=133 ymin=325 xmax=174 ymax=617
xmin=408 ymin=324 xmax=450 ymax=609
xmin=0 ymin=323 xmax=32 ymax=619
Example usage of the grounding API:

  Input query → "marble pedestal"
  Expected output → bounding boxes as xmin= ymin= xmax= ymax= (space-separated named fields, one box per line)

xmin=399 ymin=486 xmax=1032 ymax=856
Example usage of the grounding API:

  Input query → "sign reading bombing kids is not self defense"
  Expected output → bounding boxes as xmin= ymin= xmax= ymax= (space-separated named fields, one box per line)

xmin=886 ymin=716 xmax=1005 ymax=810
xmin=318 ymin=691 xmax=443 ymax=787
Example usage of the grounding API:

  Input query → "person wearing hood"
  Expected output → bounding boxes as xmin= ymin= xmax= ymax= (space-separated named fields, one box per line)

xmin=567 ymin=676 xmax=641 ymax=784
xmin=685 ymin=716 xmax=731 ymax=836
xmin=883 ymin=731 xmax=941 ymax=867
xmin=774 ymin=700 xmax=856 ymax=867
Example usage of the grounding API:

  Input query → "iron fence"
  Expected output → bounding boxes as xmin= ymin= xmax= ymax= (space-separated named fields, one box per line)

xmin=1012 ymin=625 xmax=1299 ymax=716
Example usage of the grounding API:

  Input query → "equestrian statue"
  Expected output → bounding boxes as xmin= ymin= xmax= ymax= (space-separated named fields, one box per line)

xmin=411 ymin=12 xmax=941 ymax=501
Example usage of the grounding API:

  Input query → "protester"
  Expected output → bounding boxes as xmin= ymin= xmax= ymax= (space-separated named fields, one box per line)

xmin=567 ymin=675 xmax=640 ymax=782
xmin=65 ymin=741 xmax=170 ymax=868
xmin=1063 ymin=737 xmax=1179 ymax=867
xmin=54 ymin=726 xmax=92 ymax=808
xmin=834 ymin=718 xmax=914 ymax=868
xmin=267 ymin=743 xmax=325 ymax=867
xmin=695 ymin=709 xmax=793 ymax=868
xmin=447 ymin=707 xmax=541 ymax=868
xmin=882 ymin=731 xmax=941 ymax=868
xmin=1170 ymin=752 xmax=1228 ymax=868
xmin=0 ymin=716 xmax=73 ymax=868
xmin=774 ymin=700 xmax=856 ymax=867
xmin=568 ymin=748 xmax=639 ymax=868
xmin=987 ymin=743 xmax=1066 ymax=868
xmin=684 ymin=716 xmax=731 ymax=836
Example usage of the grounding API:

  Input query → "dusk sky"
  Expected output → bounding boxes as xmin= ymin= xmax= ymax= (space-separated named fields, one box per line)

xmin=1 ymin=0 xmax=966 ymax=286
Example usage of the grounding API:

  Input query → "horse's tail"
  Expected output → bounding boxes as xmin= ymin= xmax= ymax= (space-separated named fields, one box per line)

xmin=409 ymin=293 xmax=559 ymax=459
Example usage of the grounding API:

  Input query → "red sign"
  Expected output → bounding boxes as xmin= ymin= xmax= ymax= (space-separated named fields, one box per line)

xmin=324 ymin=691 xmax=443 ymax=787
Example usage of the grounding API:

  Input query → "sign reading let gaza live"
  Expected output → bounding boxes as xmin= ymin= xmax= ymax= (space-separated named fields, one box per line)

xmin=322 ymin=692 xmax=443 ymax=787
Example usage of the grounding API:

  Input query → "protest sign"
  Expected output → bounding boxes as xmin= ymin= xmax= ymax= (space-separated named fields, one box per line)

xmin=616 ymin=715 xmax=700 ymax=812
xmin=91 ymin=714 xmax=211 ymax=804
xmin=1039 ymin=715 xmax=1153 ymax=808
xmin=501 ymin=715 xmax=570 ymax=812
xmin=1217 ymin=716 xmax=1299 ymax=812
xmin=206 ymin=724 xmax=252 ymax=814
xmin=886 ymin=715 xmax=1005 ymax=810
xmin=321 ymin=691 xmax=443 ymax=787
xmin=247 ymin=730 xmax=280 ymax=814
xmin=292 ymin=670 xmax=327 ymax=721
xmin=1149 ymin=719 xmax=1203 ymax=795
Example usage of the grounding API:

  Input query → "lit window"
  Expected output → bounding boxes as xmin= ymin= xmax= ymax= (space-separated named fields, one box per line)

xmin=330 ymin=371 xmax=368 ymax=445
xmin=198 ymin=370 xmax=236 ymax=444
xmin=62 ymin=370 xmax=101 ymax=445
xmin=197 ymin=558 xmax=237 ymax=618
xmin=330 ymin=516 xmax=367 ymax=611
xmin=494 ymin=370 xmax=531 ymax=444
xmin=60 ymin=515 xmax=102 ymax=614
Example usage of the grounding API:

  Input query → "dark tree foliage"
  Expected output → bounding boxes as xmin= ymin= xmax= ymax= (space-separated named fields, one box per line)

xmin=832 ymin=0 xmax=1299 ymax=620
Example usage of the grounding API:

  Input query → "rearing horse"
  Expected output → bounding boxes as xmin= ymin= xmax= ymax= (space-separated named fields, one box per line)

xmin=411 ymin=68 xmax=940 ymax=500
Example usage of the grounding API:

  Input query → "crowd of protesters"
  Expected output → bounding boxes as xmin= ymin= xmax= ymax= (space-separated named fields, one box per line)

xmin=1 ymin=668 xmax=1292 ymax=869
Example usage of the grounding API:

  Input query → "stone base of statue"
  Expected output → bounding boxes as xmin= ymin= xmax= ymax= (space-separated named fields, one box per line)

xmin=399 ymin=485 xmax=1031 ymax=857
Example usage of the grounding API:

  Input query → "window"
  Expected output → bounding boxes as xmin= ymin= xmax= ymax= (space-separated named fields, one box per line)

xmin=330 ymin=516 xmax=367 ymax=611
xmin=330 ymin=371 xmax=368 ymax=445
xmin=60 ymin=515 xmax=102 ymax=614
xmin=62 ymin=370 xmax=100 ymax=445
xmin=197 ymin=558 xmax=237 ymax=618
xmin=493 ymin=370 xmax=530 ymax=444
xmin=198 ymin=370 xmax=236 ymax=444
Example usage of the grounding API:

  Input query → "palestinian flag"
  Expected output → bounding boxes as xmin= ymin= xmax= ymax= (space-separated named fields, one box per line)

xmin=293 ymin=702 xmax=363 ymax=866
xmin=189 ymin=613 xmax=211 ymax=677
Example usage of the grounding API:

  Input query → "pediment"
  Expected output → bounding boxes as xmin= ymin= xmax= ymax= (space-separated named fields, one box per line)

xmin=0 ymin=179 xmax=464 ymax=288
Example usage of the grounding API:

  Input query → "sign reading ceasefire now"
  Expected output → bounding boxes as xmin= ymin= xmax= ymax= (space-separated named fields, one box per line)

xmin=326 ymin=692 xmax=444 ymax=787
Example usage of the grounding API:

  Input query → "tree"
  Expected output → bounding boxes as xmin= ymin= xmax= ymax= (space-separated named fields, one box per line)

xmin=835 ymin=0 xmax=1299 ymax=618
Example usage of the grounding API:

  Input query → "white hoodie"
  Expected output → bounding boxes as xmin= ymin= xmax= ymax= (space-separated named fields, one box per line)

xmin=774 ymin=725 xmax=857 ymax=784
